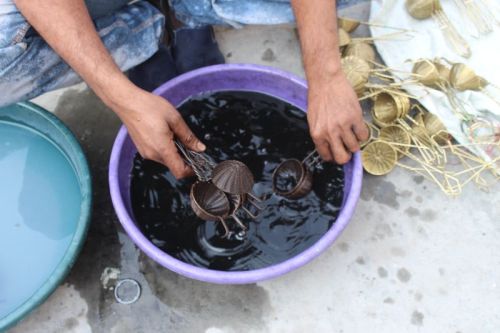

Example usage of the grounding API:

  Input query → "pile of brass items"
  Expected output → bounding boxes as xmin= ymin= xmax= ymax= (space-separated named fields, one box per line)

xmin=341 ymin=58 xmax=500 ymax=195
xmin=341 ymin=56 xmax=372 ymax=96
xmin=361 ymin=99 xmax=500 ymax=195
xmin=412 ymin=59 xmax=500 ymax=119
xmin=356 ymin=60 xmax=500 ymax=194
xmin=337 ymin=15 xmax=414 ymax=62
xmin=372 ymin=92 xmax=411 ymax=127
xmin=335 ymin=16 xmax=499 ymax=195
xmin=405 ymin=0 xmax=471 ymax=58
xmin=336 ymin=16 xmax=419 ymax=100
xmin=176 ymin=141 xmax=262 ymax=238
xmin=405 ymin=0 xmax=498 ymax=55
xmin=272 ymin=150 xmax=322 ymax=199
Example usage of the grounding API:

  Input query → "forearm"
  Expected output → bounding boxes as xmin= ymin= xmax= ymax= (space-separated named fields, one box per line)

xmin=291 ymin=0 xmax=342 ymax=89
xmin=291 ymin=1 xmax=368 ymax=164
xmin=14 ymin=0 xmax=136 ymax=111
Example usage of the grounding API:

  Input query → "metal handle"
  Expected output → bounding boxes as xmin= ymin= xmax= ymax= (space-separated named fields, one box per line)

xmin=433 ymin=10 xmax=472 ymax=58
xmin=175 ymin=140 xmax=215 ymax=181
xmin=302 ymin=149 xmax=322 ymax=170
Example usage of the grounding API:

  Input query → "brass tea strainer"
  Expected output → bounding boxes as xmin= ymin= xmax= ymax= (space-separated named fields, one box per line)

xmin=272 ymin=150 xmax=322 ymax=199
xmin=371 ymin=92 xmax=411 ymax=127
xmin=190 ymin=181 xmax=247 ymax=238
xmin=176 ymin=141 xmax=263 ymax=237
xmin=212 ymin=160 xmax=255 ymax=195
xmin=211 ymin=159 xmax=263 ymax=216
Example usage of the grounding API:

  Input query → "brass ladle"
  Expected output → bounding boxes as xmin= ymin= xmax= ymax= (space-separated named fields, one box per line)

xmin=211 ymin=159 xmax=264 ymax=216
xmin=177 ymin=141 xmax=262 ymax=235
xmin=190 ymin=181 xmax=247 ymax=238
xmin=272 ymin=150 xmax=322 ymax=199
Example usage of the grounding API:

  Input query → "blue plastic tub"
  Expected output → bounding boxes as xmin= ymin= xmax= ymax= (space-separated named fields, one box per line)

xmin=0 ymin=102 xmax=92 ymax=331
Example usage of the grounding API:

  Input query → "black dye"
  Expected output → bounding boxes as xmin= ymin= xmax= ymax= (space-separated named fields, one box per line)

xmin=130 ymin=91 xmax=345 ymax=271
xmin=274 ymin=168 xmax=301 ymax=193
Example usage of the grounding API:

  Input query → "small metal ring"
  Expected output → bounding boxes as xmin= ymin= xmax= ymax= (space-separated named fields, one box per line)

xmin=114 ymin=278 xmax=141 ymax=305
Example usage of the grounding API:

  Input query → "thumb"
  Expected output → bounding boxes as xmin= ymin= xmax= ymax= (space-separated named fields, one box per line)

xmin=170 ymin=115 xmax=206 ymax=152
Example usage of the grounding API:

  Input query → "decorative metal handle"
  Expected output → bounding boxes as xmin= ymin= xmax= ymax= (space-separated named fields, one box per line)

xmin=433 ymin=10 xmax=471 ymax=58
xmin=302 ymin=149 xmax=322 ymax=170
xmin=461 ymin=0 xmax=493 ymax=34
xmin=175 ymin=140 xmax=215 ymax=181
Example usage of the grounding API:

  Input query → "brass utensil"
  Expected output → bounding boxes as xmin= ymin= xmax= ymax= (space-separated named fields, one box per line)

xmin=175 ymin=140 xmax=216 ymax=181
xmin=212 ymin=160 xmax=255 ymax=194
xmin=190 ymin=181 xmax=247 ymax=238
xmin=406 ymin=0 xmax=471 ymax=58
xmin=272 ymin=150 xmax=322 ymax=199
xmin=211 ymin=159 xmax=263 ymax=215
xmin=362 ymin=141 xmax=398 ymax=175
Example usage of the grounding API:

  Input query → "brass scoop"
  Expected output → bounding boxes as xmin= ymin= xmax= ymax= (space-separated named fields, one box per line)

xmin=272 ymin=150 xmax=322 ymax=199
xmin=211 ymin=159 xmax=263 ymax=216
xmin=177 ymin=141 xmax=262 ymax=236
xmin=212 ymin=160 xmax=254 ymax=194
xmin=190 ymin=181 xmax=247 ymax=238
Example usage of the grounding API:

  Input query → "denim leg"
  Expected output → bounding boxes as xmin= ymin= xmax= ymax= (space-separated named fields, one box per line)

xmin=0 ymin=1 xmax=164 ymax=108
xmin=169 ymin=0 xmax=370 ymax=28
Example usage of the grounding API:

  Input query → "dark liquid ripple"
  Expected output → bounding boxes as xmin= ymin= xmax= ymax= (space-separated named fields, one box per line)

xmin=130 ymin=91 xmax=345 ymax=271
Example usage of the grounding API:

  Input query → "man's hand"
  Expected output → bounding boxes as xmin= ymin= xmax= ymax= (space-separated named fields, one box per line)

xmin=291 ymin=0 xmax=369 ymax=164
xmin=113 ymin=88 xmax=205 ymax=179
xmin=308 ymin=71 xmax=369 ymax=164
xmin=14 ymin=0 xmax=204 ymax=178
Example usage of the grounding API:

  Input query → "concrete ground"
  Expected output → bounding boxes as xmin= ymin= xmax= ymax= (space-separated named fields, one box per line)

xmin=7 ymin=17 xmax=500 ymax=333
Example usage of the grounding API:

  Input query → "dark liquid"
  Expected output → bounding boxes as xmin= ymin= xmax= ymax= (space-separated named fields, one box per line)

xmin=130 ymin=91 xmax=345 ymax=271
xmin=274 ymin=161 xmax=303 ymax=193
xmin=275 ymin=171 xmax=299 ymax=192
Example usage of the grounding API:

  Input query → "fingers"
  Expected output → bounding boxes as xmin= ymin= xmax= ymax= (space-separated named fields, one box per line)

xmin=169 ymin=114 xmax=206 ymax=152
xmin=312 ymin=128 xmax=354 ymax=164
xmin=159 ymin=140 xmax=194 ymax=179
xmin=139 ymin=143 xmax=194 ymax=179
xmin=312 ymin=138 xmax=334 ymax=162
xmin=341 ymin=127 xmax=360 ymax=153
xmin=329 ymin=134 xmax=352 ymax=165
xmin=353 ymin=121 xmax=370 ymax=142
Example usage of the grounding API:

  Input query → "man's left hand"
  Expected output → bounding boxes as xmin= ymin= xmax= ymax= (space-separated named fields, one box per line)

xmin=307 ymin=71 xmax=369 ymax=164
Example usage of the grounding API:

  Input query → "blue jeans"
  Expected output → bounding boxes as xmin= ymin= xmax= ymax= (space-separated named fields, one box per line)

xmin=170 ymin=0 xmax=368 ymax=27
xmin=0 ymin=0 xmax=367 ymax=107
xmin=0 ymin=0 xmax=164 ymax=107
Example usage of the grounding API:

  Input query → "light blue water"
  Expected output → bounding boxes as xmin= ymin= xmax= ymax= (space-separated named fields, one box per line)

xmin=0 ymin=121 xmax=82 ymax=319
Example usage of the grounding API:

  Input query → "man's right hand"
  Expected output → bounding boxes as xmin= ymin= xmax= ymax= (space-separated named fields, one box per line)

xmin=113 ymin=88 xmax=206 ymax=179
xmin=15 ymin=0 xmax=205 ymax=178
xmin=13 ymin=0 xmax=205 ymax=179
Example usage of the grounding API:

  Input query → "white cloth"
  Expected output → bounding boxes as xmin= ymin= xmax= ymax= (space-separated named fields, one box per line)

xmin=369 ymin=0 xmax=500 ymax=165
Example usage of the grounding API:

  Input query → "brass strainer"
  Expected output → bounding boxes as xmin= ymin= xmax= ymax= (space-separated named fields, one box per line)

xmin=362 ymin=141 xmax=398 ymax=175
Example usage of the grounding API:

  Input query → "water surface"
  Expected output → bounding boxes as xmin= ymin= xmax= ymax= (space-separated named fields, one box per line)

xmin=0 ymin=121 xmax=81 ymax=318
xmin=131 ymin=91 xmax=345 ymax=271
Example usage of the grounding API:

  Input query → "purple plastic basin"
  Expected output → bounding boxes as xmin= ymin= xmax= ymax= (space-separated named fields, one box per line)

xmin=109 ymin=64 xmax=362 ymax=284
